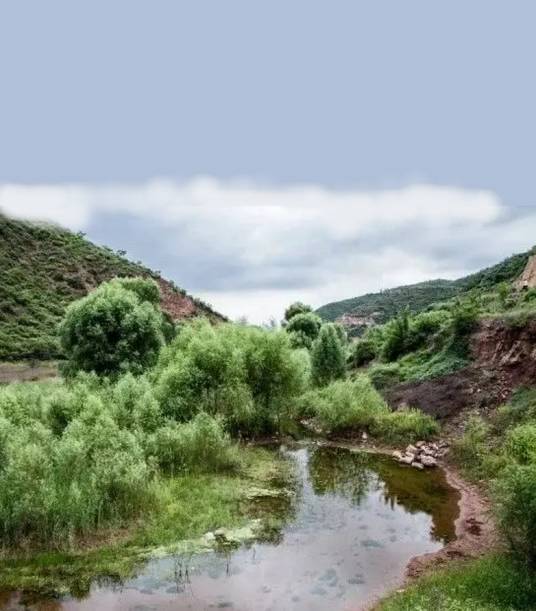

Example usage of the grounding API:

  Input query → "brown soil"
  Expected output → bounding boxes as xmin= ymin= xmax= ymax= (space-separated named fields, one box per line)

xmin=514 ymin=254 xmax=536 ymax=290
xmin=157 ymin=278 xmax=199 ymax=320
xmin=0 ymin=361 xmax=59 ymax=384
xmin=384 ymin=316 xmax=536 ymax=420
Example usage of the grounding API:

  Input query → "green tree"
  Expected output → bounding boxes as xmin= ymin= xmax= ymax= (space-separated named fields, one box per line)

xmin=311 ymin=323 xmax=346 ymax=386
xmin=155 ymin=321 xmax=309 ymax=435
xmin=283 ymin=301 xmax=313 ymax=323
xmin=59 ymin=278 xmax=165 ymax=377
xmin=381 ymin=309 xmax=410 ymax=362
xmin=285 ymin=312 xmax=322 ymax=348
xmin=348 ymin=338 xmax=376 ymax=368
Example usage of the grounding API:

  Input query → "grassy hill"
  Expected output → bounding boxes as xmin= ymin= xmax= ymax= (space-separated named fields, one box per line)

xmin=317 ymin=280 xmax=459 ymax=326
xmin=0 ymin=214 xmax=224 ymax=360
xmin=317 ymin=247 xmax=535 ymax=331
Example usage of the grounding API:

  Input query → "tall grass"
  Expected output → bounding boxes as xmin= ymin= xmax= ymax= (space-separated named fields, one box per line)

xmin=297 ymin=376 xmax=438 ymax=441
xmin=0 ymin=375 xmax=237 ymax=549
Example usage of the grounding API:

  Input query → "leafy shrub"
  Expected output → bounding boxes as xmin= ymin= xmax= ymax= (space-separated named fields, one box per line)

xmin=146 ymin=413 xmax=239 ymax=475
xmin=368 ymin=363 xmax=402 ymax=390
xmin=110 ymin=276 xmax=160 ymax=305
xmin=283 ymin=301 xmax=312 ymax=322
xmin=405 ymin=310 xmax=450 ymax=352
xmin=451 ymin=416 xmax=491 ymax=477
xmin=493 ymin=463 xmax=536 ymax=566
xmin=45 ymin=384 xmax=89 ymax=436
xmin=311 ymin=323 xmax=346 ymax=386
xmin=451 ymin=298 xmax=479 ymax=339
xmin=0 ymin=390 xmax=155 ymax=546
xmin=285 ymin=312 xmax=322 ymax=346
xmin=333 ymin=323 xmax=348 ymax=346
xmin=297 ymin=376 xmax=438 ymax=441
xmin=381 ymin=310 xmax=410 ymax=362
xmin=298 ymin=377 xmax=387 ymax=433
xmin=288 ymin=329 xmax=314 ymax=350
xmin=505 ymin=424 xmax=536 ymax=465
xmin=59 ymin=278 xmax=165 ymax=377
xmin=155 ymin=321 xmax=309 ymax=435
xmin=495 ymin=388 xmax=536 ymax=431
xmin=522 ymin=288 xmax=536 ymax=303
xmin=348 ymin=338 xmax=376 ymax=368
xmin=52 ymin=398 xmax=154 ymax=538
xmin=371 ymin=408 xmax=439 ymax=444
xmin=109 ymin=373 xmax=162 ymax=433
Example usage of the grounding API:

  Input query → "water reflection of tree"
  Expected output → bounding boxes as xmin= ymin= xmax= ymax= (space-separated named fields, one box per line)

xmin=308 ymin=447 xmax=459 ymax=543
xmin=374 ymin=458 xmax=459 ymax=543
xmin=308 ymin=447 xmax=376 ymax=504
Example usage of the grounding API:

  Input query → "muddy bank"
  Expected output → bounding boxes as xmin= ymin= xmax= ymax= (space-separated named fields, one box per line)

xmin=326 ymin=440 xmax=496 ymax=610
xmin=404 ymin=463 xmax=496 ymax=579
xmin=384 ymin=315 xmax=536 ymax=421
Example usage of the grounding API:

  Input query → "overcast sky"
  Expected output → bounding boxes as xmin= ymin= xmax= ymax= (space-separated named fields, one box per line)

xmin=1 ymin=1 xmax=535 ymax=322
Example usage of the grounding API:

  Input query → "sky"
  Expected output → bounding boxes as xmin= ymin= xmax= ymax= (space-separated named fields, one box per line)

xmin=1 ymin=1 xmax=535 ymax=322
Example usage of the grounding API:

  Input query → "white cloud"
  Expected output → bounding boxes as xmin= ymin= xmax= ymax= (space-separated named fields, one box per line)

xmin=1 ymin=178 xmax=535 ymax=323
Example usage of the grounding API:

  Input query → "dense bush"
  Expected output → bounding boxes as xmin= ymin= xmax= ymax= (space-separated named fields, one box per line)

xmin=493 ymin=463 xmax=536 ymax=566
xmin=0 ymin=382 xmax=156 ymax=546
xmin=348 ymin=338 xmax=376 ymax=367
xmin=451 ymin=297 xmax=479 ymax=339
xmin=60 ymin=278 xmax=165 ymax=377
xmin=285 ymin=312 xmax=322 ymax=349
xmin=380 ymin=309 xmax=451 ymax=363
xmin=505 ymin=424 xmax=536 ymax=465
xmin=0 ymin=373 xmax=243 ymax=548
xmin=155 ymin=321 xmax=309 ymax=435
xmin=297 ymin=376 xmax=438 ymax=441
xmin=146 ymin=413 xmax=239 ymax=475
xmin=405 ymin=310 xmax=450 ymax=352
xmin=311 ymin=323 xmax=346 ymax=386
xmin=371 ymin=408 xmax=439 ymax=444
xmin=451 ymin=416 xmax=492 ymax=477
xmin=494 ymin=388 xmax=536 ymax=431
xmin=283 ymin=301 xmax=313 ymax=322
xmin=368 ymin=362 xmax=402 ymax=390
xmin=381 ymin=310 xmax=410 ymax=362
xmin=297 ymin=377 xmax=388 ymax=433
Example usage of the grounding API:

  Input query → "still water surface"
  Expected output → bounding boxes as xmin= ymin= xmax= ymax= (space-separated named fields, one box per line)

xmin=1 ymin=445 xmax=459 ymax=611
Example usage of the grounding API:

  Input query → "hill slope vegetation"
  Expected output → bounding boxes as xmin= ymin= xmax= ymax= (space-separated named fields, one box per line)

xmin=0 ymin=214 xmax=224 ymax=360
xmin=317 ymin=248 xmax=535 ymax=333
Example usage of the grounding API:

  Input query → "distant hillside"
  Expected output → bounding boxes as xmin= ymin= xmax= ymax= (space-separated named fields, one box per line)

xmin=0 ymin=214 xmax=225 ymax=360
xmin=317 ymin=247 xmax=535 ymax=334
xmin=317 ymin=280 xmax=459 ymax=330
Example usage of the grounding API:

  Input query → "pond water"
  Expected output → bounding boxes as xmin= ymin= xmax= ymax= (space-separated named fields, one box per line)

xmin=0 ymin=445 xmax=459 ymax=611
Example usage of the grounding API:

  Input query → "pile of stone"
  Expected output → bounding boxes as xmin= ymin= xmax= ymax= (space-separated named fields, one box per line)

xmin=392 ymin=440 xmax=449 ymax=470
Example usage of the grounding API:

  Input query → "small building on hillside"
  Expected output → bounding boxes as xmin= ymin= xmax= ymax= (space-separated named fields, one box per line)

xmin=514 ymin=254 xmax=536 ymax=290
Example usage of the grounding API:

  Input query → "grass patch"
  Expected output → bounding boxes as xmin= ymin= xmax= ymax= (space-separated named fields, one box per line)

xmin=377 ymin=554 xmax=536 ymax=610
xmin=297 ymin=377 xmax=439 ymax=442
xmin=0 ymin=447 xmax=294 ymax=596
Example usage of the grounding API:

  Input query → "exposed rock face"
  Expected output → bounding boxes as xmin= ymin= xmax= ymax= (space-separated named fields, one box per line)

xmin=337 ymin=313 xmax=378 ymax=330
xmin=514 ymin=254 xmax=536 ymax=290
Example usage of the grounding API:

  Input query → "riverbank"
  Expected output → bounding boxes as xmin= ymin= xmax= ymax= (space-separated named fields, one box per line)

xmin=0 ymin=446 xmax=294 ymax=597
xmin=318 ymin=437 xmax=498 ymax=609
